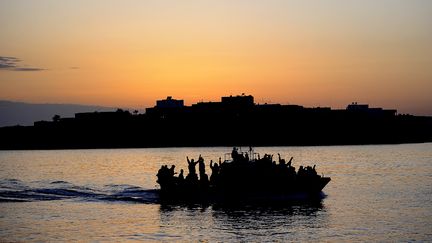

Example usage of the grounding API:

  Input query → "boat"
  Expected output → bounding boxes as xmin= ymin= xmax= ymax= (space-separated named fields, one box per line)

xmin=156 ymin=147 xmax=331 ymax=203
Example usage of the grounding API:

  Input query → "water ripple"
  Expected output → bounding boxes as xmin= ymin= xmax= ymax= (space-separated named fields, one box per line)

xmin=0 ymin=179 xmax=159 ymax=204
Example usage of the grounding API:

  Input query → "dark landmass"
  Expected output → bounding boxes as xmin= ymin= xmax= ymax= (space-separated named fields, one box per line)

xmin=0 ymin=100 xmax=115 ymax=127
xmin=0 ymin=94 xmax=431 ymax=150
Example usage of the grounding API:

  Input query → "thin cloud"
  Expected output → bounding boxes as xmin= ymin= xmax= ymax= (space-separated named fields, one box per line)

xmin=0 ymin=56 xmax=20 ymax=69
xmin=0 ymin=56 xmax=45 ymax=71
xmin=13 ymin=67 xmax=46 ymax=71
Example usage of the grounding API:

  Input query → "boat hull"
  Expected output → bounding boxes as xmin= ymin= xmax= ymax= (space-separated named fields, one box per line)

xmin=158 ymin=177 xmax=331 ymax=203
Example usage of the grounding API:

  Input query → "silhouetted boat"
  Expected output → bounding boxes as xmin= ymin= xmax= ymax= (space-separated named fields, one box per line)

xmin=156 ymin=148 xmax=331 ymax=203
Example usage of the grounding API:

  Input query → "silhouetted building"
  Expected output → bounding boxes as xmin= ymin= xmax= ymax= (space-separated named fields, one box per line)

xmin=146 ymin=96 xmax=186 ymax=118
xmin=346 ymin=102 xmax=396 ymax=117
xmin=1 ymin=94 xmax=431 ymax=150
xmin=156 ymin=96 xmax=184 ymax=109
xmin=221 ymin=94 xmax=254 ymax=108
xmin=346 ymin=102 xmax=369 ymax=111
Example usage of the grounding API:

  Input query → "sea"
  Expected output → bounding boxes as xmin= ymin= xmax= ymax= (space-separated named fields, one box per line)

xmin=1 ymin=144 xmax=431 ymax=242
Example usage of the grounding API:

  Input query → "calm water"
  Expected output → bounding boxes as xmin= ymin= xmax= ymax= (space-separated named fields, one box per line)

xmin=1 ymin=144 xmax=431 ymax=242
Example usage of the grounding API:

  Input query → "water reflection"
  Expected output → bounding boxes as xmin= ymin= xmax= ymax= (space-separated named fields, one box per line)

xmin=159 ymin=200 xmax=328 ymax=241
xmin=211 ymin=200 xmax=325 ymax=217
xmin=2 ymin=144 xmax=431 ymax=241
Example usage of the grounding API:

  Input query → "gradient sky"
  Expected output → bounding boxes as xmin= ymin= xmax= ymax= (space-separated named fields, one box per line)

xmin=1 ymin=0 xmax=431 ymax=115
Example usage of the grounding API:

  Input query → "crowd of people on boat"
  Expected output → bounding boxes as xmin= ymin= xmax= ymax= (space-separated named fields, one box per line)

xmin=157 ymin=147 xmax=321 ymax=192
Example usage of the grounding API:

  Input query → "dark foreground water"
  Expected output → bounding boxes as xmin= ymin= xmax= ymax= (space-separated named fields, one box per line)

xmin=1 ymin=144 xmax=431 ymax=242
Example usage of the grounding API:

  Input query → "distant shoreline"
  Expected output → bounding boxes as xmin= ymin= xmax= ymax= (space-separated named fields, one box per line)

xmin=1 ymin=95 xmax=431 ymax=150
xmin=1 ymin=141 xmax=431 ymax=151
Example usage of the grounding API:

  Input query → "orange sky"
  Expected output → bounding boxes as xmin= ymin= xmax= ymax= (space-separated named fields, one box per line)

xmin=0 ymin=1 xmax=431 ymax=115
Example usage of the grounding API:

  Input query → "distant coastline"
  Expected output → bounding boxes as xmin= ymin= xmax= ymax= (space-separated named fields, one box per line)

xmin=1 ymin=94 xmax=431 ymax=150
xmin=0 ymin=100 xmax=116 ymax=127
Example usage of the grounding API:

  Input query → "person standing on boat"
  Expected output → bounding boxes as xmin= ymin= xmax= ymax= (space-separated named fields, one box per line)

xmin=196 ymin=155 xmax=209 ymax=188
xmin=209 ymin=160 xmax=220 ymax=185
xmin=198 ymin=155 xmax=205 ymax=176
xmin=177 ymin=169 xmax=185 ymax=189
xmin=178 ymin=169 xmax=184 ymax=181
xmin=186 ymin=156 xmax=198 ymax=182
xmin=231 ymin=147 xmax=239 ymax=161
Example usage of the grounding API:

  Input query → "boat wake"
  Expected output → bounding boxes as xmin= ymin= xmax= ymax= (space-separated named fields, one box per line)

xmin=0 ymin=179 xmax=160 ymax=204
xmin=0 ymin=178 xmax=327 ymax=205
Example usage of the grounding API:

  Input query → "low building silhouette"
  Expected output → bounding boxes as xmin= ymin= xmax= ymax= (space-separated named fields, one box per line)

xmin=0 ymin=94 xmax=431 ymax=149
xmin=156 ymin=96 xmax=184 ymax=108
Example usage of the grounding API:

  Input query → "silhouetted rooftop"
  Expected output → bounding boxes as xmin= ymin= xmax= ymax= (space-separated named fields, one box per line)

xmin=1 ymin=94 xmax=431 ymax=150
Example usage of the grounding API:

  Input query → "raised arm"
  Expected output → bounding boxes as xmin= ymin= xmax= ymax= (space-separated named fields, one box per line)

xmin=287 ymin=157 xmax=293 ymax=166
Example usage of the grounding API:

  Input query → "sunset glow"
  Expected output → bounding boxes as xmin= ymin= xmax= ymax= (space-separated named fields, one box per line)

xmin=1 ymin=0 xmax=431 ymax=115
